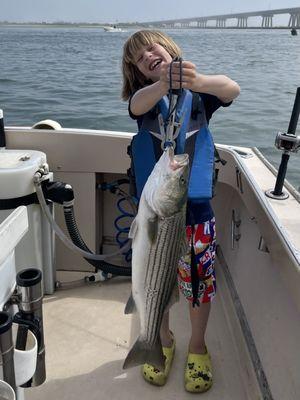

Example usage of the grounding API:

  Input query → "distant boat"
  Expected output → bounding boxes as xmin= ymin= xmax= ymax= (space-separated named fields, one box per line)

xmin=291 ymin=28 xmax=297 ymax=36
xmin=103 ymin=25 xmax=125 ymax=32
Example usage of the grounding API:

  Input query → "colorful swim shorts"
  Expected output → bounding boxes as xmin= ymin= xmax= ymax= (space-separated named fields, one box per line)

xmin=177 ymin=217 xmax=216 ymax=304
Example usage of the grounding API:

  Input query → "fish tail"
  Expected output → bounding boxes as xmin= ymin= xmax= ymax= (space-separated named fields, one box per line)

xmin=123 ymin=336 xmax=165 ymax=370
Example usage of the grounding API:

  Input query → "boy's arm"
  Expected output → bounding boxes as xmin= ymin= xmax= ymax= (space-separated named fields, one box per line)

xmin=130 ymin=61 xmax=240 ymax=116
xmin=130 ymin=80 xmax=168 ymax=116
xmin=191 ymin=74 xmax=240 ymax=104
xmin=170 ymin=61 xmax=240 ymax=103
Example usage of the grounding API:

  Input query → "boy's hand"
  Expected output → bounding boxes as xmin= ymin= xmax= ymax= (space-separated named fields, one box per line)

xmin=160 ymin=61 xmax=240 ymax=102
xmin=160 ymin=61 xmax=203 ymax=92
xmin=158 ymin=62 xmax=171 ymax=91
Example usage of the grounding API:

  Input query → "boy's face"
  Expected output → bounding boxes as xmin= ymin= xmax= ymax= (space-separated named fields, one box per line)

xmin=134 ymin=43 xmax=172 ymax=82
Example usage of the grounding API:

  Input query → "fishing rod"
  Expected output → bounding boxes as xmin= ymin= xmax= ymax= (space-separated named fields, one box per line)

xmin=266 ymin=87 xmax=300 ymax=200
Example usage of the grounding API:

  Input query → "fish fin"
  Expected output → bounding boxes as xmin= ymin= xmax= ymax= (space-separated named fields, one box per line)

xmin=123 ymin=336 xmax=165 ymax=370
xmin=147 ymin=216 xmax=158 ymax=243
xmin=124 ymin=292 xmax=136 ymax=314
xmin=128 ymin=217 xmax=138 ymax=239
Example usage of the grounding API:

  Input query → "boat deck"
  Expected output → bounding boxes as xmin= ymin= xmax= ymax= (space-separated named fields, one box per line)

xmin=26 ymin=261 xmax=260 ymax=400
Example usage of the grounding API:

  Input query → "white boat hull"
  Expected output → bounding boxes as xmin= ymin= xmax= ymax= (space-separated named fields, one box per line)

xmin=2 ymin=126 xmax=300 ymax=399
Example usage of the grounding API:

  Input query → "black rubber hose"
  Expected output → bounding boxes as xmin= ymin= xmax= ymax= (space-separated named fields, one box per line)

xmin=63 ymin=206 xmax=132 ymax=276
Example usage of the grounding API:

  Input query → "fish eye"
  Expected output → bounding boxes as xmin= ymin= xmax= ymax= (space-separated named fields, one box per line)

xmin=179 ymin=176 xmax=186 ymax=185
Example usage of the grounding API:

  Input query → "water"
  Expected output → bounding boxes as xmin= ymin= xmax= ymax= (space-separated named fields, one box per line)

xmin=0 ymin=26 xmax=299 ymax=188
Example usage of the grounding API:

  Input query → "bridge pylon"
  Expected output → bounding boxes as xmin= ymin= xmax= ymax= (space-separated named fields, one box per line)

xmin=288 ymin=12 xmax=300 ymax=28
xmin=261 ymin=14 xmax=273 ymax=28
xmin=197 ymin=20 xmax=207 ymax=28
xmin=216 ymin=18 xmax=226 ymax=28
xmin=237 ymin=17 xmax=248 ymax=28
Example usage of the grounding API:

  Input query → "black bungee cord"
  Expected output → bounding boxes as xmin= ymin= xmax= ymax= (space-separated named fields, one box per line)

xmin=166 ymin=57 xmax=183 ymax=124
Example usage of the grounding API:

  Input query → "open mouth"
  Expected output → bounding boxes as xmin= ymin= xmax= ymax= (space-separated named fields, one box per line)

xmin=174 ymin=154 xmax=189 ymax=165
xmin=149 ymin=59 xmax=162 ymax=71
xmin=171 ymin=154 xmax=189 ymax=170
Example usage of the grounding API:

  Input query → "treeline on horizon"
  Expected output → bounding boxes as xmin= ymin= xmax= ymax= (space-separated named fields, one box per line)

xmin=0 ymin=21 xmax=140 ymax=26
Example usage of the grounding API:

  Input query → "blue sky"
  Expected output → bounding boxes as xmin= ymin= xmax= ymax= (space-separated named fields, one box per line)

xmin=0 ymin=0 xmax=299 ymax=23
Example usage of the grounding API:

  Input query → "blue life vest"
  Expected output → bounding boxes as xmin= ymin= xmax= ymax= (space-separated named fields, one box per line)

xmin=128 ymin=89 xmax=216 ymax=202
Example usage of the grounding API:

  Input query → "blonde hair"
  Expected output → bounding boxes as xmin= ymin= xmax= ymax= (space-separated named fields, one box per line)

xmin=121 ymin=30 xmax=182 ymax=101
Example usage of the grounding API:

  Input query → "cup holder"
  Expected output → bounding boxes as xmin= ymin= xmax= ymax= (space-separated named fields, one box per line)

xmin=0 ymin=380 xmax=15 ymax=400
xmin=12 ymin=324 xmax=37 ymax=387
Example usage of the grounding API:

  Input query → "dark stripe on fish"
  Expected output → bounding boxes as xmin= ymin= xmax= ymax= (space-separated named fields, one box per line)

xmin=148 ymin=219 xmax=175 ymax=343
xmin=146 ymin=221 xmax=170 ymax=344
xmin=144 ymin=212 xmax=185 ymax=346
xmin=146 ymin=220 xmax=169 ymax=344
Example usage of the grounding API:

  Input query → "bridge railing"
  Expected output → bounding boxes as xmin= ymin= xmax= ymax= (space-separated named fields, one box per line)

xmin=142 ymin=7 xmax=300 ymax=29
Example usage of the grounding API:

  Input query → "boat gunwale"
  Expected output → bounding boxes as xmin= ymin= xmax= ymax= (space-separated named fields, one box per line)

xmin=217 ymin=145 xmax=300 ymax=269
xmin=4 ymin=126 xmax=300 ymax=265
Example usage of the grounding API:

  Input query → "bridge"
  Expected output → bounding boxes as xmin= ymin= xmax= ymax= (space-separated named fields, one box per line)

xmin=140 ymin=7 xmax=300 ymax=29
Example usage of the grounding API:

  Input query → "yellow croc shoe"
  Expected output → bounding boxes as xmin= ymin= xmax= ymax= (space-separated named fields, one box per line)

xmin=185 ymin=348 xmax=213 ymax=393
xmin=142 ymin=338 xmax=175 ymax=386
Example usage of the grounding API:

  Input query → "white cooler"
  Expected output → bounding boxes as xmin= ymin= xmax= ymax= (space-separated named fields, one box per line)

xmin=0 ymin=149 xmax=55 ymax=294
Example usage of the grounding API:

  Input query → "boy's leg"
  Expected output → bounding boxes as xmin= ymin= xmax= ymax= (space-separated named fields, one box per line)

xmin=177 ymin=218 xmax=216 ymax=393
xmin=160 ymin=311 xmax=173 ymax=347
xmin=185 ymin=301 xmax=213 ymax=393
xmin=160 ymin=291 xmax=211 ymax=353
xmin=188 ymin=302 xmax=211 ymax=354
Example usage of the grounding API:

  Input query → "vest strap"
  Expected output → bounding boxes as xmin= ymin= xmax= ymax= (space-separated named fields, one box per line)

xmin=191 ymin=91 xmax=202 ymax=120
xmin=190 ymin=224 xmax=200 ymax=307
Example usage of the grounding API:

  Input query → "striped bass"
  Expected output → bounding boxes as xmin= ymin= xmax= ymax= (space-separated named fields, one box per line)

xmin=123 ymin=147 xmax=189 ymax=370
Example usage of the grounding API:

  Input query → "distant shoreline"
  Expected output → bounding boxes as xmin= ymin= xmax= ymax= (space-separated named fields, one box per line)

xmin=0 ymin=23 xmax=114 ymax=28
xmin=0 ymin=22 xmax=295 ymax=30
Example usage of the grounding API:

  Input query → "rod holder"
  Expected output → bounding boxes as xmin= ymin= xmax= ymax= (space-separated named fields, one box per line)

xmin=266 ymin=87 xmax=300 ymax=200
xmin=0 ymin=109 xmax=5 ymax=148
xmin=13 ymin=268 xmax=46 ymax=387
xmin=0 ymin=312 xmax=16 ymax=390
